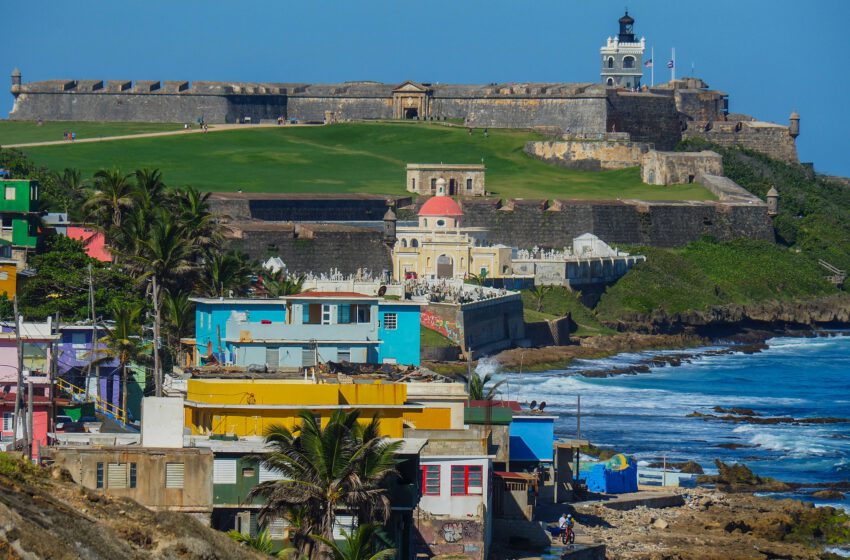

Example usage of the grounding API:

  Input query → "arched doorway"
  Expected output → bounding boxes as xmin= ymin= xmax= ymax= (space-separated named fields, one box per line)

xmin=437 ymin=255 xmax=453 ymax=278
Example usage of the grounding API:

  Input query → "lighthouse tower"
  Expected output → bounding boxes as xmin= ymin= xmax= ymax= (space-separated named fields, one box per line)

xmin=600 ymin=11 xmax=646 ymax=89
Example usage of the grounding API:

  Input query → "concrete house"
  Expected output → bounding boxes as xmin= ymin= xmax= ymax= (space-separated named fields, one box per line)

xmin=191 ymin=292 xmax=421 ymax=368
xmin=0 ymin=179 xmax=41 ymax=267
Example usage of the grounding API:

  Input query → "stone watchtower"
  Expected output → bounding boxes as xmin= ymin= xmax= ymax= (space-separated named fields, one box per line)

xmin=789 ymin=111 xmax=800 ymax=139
xmin=600 ymin=11 xmax=646 ymax=89
xmin=11 ymin=67 xmax=21 ymax=95
xmin=383 ymin=199 xmax=397 ymax=246
xmin=766 ymin=186 xmax=780 ymax=217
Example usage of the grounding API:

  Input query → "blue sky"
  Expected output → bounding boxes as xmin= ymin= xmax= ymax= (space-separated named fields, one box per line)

xmin=4 ymin=0 xmax=848 ymax=176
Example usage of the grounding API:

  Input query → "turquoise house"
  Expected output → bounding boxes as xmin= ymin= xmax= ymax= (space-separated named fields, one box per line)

xmin=509 ymin=415 xmax=558 ymax=467
xmin=191 ymin=293 xmax=421 ymax=368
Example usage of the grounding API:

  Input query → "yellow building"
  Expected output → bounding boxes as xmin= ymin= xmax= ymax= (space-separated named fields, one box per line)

xmin=393 ymin=178 xmax=513 ymax=281
xmin=184 ymin=378 xmax=464 ymax=438
xmin=0 ymin=258 xmax=18 ymax=298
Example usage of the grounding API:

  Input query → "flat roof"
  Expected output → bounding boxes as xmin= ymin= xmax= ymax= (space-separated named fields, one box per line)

xmin=288 ymin=291 xmax=375 ymax=299
xmin=190 ymin=297 xmax=284 ymax=305
xmin=184 ymin=401 xmax=423 ymax=411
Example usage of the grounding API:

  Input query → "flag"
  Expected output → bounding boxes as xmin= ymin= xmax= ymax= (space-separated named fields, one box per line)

xmin=666 ymin=60 xmax=674 ymax=69
xmin=644 ymin=59 xmax=653 ymax=68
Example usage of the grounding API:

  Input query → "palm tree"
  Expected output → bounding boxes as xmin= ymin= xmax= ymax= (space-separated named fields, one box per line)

xmin=162 ymin=289 xmax=193 ymax=367
xmin=133 ymin=168 xmax=168 ymax=211
xmin=132 ymin=214 xmax=197 ymax=290
xmin=528 ymin=284 xmax=554 ymax=312
xmin=85 ymin=169 xmax=135 ymax=232
xmin=455 ymin=370 xmax=505 ymax=401
xmin=249 ymin=410 xmax=401 ymax=559
xmin=227 ymin=528 xmax=276 ymax=555
xmin=53 ymin=168 xmax=89 ymax=217
xmin=313 ymin=523 xmax=396 ymax=560
xmin=199 ymin=250 xmax=253 ymax=297
xmin=174 ymin=186 xmax=224 ymax=250
xmin=261 ymin=270 xmax=305 ymax=298
xmin=96 ymin=302 xmax=150 ymax=422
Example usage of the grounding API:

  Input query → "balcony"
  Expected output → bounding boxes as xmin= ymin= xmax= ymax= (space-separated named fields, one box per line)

xmin=226 ymin=320 xmax=378 ymax=344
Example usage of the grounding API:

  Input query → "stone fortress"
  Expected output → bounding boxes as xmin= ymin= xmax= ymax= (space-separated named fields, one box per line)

xmin=7 ymin=12 xmax=801 ymax=278
xmin=8 ymin=12 xmax=799 ymax=161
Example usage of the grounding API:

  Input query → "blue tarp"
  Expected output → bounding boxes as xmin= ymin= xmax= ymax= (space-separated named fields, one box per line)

xmin=581 ymin=455 xmax=638 ymax=494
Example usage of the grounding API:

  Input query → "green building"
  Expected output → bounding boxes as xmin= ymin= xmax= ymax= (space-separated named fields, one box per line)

xmin=0 ymin=179 xmax=41 ymax=265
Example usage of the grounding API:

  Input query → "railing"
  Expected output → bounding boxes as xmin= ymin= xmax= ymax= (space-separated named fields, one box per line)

xmin=54 ymin=377 xmax=128 ymax=425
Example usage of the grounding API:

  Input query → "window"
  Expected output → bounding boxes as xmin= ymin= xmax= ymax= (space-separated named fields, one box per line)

xmin=303 ymin=304 xmax=322 ymax=324
xmin=265 ymin=347 xmax=280 ymax=367
xmin=302 ymin=348 xmax=317 ymax=367
xmin=436 ymin=219 xmax=446 ymax=227
xmin=451 ymin=465 xmax=483 ymax=495
xmin=5 ymin=186 xmax=15 ymax=200
xmin=71 ymin=332 xmax=87 ymax=346
xmin=165 ymin=462 xmax=185 ymax=489
xmin=242 ymin=467 xmax=256 ymax=478
xmin=466 ymin=178 xmax=473 ymax=191
xmin=96 ymin=462 xmax=104 ymax=488
xmin=354 ymin=304 xmax=371 ymax=324
xmin=2 ymin=412 xmax=11 ymax=432
xmin=107 ymin=462 xmax=137 ymax=489
xmin=430 ymin=178 xmax=437 ymax=191
xmin=421 ymin=465 xmax=440 ymax=496
xmin=606 ymin=78 xmax=614 ymax=86
xmin=338 ymin=304 xmax=352 ymax=324
xmin=213 ymin=458 xmax=238 ymax=484
xmin=623 ymin=56 xmax=635 ymax=68
xmin=411 ymin=239 xmax=419 ymax=248
xmin=411 ymin=178 xmax=416 ymax=191
xmin=259 ymin=463 xmax=288 ymax=483
xmin=337 ymin=347 xmax=351 ymax=363
xmin=607 ymin=57 xmax=614 ymax=68
xmin=383 ymin=313 xmax=398 ymax=330
xmin=321 ymin=304 xmax=332 ymax=325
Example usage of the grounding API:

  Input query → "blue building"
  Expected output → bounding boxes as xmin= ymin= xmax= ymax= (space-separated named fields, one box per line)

xmin=509 ymin=415 xmax=557 ymax=467
xmin=190 ymin=293 xmax=421 ymax=368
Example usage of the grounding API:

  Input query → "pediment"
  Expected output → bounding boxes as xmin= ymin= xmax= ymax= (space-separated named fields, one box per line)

xmin=393 ymin=80 xmax=430 ymax=93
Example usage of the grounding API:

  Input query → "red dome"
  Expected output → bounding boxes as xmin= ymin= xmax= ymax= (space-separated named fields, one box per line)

xmin=418 ymin=196 xmax=463 ymax=217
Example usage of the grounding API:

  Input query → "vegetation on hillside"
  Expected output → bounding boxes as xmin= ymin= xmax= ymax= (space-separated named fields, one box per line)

xmin=679 ymin=139 xmax=850 ymax=271
xmin=596 ymin=239 xmax=837 ymax=321
xmin=519 ymin=287 xmax=615 ymax=336
xmin=19 ymin=123 xmax=712 ymax=200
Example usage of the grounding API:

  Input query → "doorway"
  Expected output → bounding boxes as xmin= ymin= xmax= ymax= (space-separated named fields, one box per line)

xmin=404 ymin=108 xmax=419 ymax=119
xmin=437 ymin=255 xmax=454 ymax=278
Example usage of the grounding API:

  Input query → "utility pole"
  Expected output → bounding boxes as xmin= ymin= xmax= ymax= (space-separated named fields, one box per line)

xmin=85 ymin=263 xmax=96 ymax=398
xmin=26 ymin=380 xmax=33 ymax=461
xmin=49 ymin=313 xmax=59 ymax=435
xmin=12 ymin=297 xmax=28 ymax=455
xmin=576 ymin=395 xmax=581 ymax=439
xmin=152 ymin=275 xmax=162 ymax=397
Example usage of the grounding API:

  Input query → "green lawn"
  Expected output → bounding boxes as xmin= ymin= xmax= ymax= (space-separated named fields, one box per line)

xmin=0 ymin=120 xmax=183 ymax=145
xmin=20 ymin=122 xmax=714 ymax=200
xmin=421 ymin=328 xmax=457 ymax=348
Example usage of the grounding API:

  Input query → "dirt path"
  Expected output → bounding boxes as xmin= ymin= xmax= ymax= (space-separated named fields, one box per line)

xmin=3 ymin=122 xmax=316 ymax=148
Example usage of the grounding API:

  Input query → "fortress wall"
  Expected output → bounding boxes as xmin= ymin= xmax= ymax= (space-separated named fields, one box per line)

xmin=223 ymin=95 xmax=288 ymax=122
xmin=230 ymin=227 xmax=392 ymax=275
xmin=433 ymin=97 xmax=608 ymax=132
xmin=459 ymin=199 xmax=772 ymax=248
xmin=607 ymin=93 xmax=682 ymax=150
xmin=683 ymin=123 xmax=798 ymax=163
xmin=9 ymin=92 xmax=232 ymax=122
xmin=524 ymin=139 xmax=651 ymax=171
xmin=287 ymin=96 xmax=393 ymax=122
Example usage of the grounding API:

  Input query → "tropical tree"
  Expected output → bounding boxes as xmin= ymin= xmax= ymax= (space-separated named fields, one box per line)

xmin=133 ymin=168 xmax=168 ymax=211
xmin=260 ymin=270 xmax=305 ymax=298
xmin=199 ymin=250 xmax=253 ymax=298
xmin=130 ymin=213 xmax=197 ymax=290
xmin=249 ymin=410 xmax=401 ymax=559
xmin=227 ymin=528 xmax=276 ymax=555
xmin=96 ymin=301 xmax=150 ymax=421
xmin=455 ymin=369 xmax=505 ymax=401
xmin=162 ymin=289 xmax=193 ymax=366
xmin=528 ymin=284 xmax=553 ymax=312
xmin=85 ymin=169 xmax=135 ymax=232
xmin=174 ymin=186 xmax=224 ymax=251
xmin=53 ymin=167 xmax=90 ymax=218
xmin=313 ymin=523 xmax=396 ymax=560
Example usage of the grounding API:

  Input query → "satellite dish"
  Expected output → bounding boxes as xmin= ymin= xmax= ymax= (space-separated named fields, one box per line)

xmin=377 ymin=285 xmax=387 ymax=297
xmin=539 ymin=401 xmax=546 ymax=411
xmin=529 ymin=400 xmax=537 ymax=410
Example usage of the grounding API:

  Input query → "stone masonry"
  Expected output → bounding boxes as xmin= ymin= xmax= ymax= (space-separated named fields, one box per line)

xmin=641 ymin=150 xmax=723 ymax=185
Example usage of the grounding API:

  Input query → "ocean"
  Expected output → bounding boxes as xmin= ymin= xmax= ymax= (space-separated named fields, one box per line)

xmin=488 ymin=333 xmax=850 ymax=514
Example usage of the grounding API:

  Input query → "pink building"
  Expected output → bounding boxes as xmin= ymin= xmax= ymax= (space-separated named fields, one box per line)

xmin=67 ymin=226 xmax=111 ymax=262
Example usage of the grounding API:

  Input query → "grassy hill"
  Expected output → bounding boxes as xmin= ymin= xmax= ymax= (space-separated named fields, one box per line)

xmin=0 ymin=120 xmax=182 ymax=145
xmin=18 ymin=122 xmax=714 ymax=200
xmin=595 ymin=239 xmax=838 ymax=322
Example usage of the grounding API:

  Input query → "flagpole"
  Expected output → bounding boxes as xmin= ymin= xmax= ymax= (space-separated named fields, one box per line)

xmin=672 ymin=47 xmax=676 ymax=82
xmin=651 ymin=46 xmax=654 ymax=87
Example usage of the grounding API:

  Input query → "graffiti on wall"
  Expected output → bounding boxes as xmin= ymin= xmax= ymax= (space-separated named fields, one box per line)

xmin=440 ymin=521 xmax=483 ymax=543
xmin=421 ymin=309 xmax=463 ymax=344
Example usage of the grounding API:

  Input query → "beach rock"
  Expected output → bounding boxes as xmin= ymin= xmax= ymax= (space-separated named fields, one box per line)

xmin=812 ymin=489 xmax=846 ymax=500
xmin=652 ymin=518 xmax=669 ymax=529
